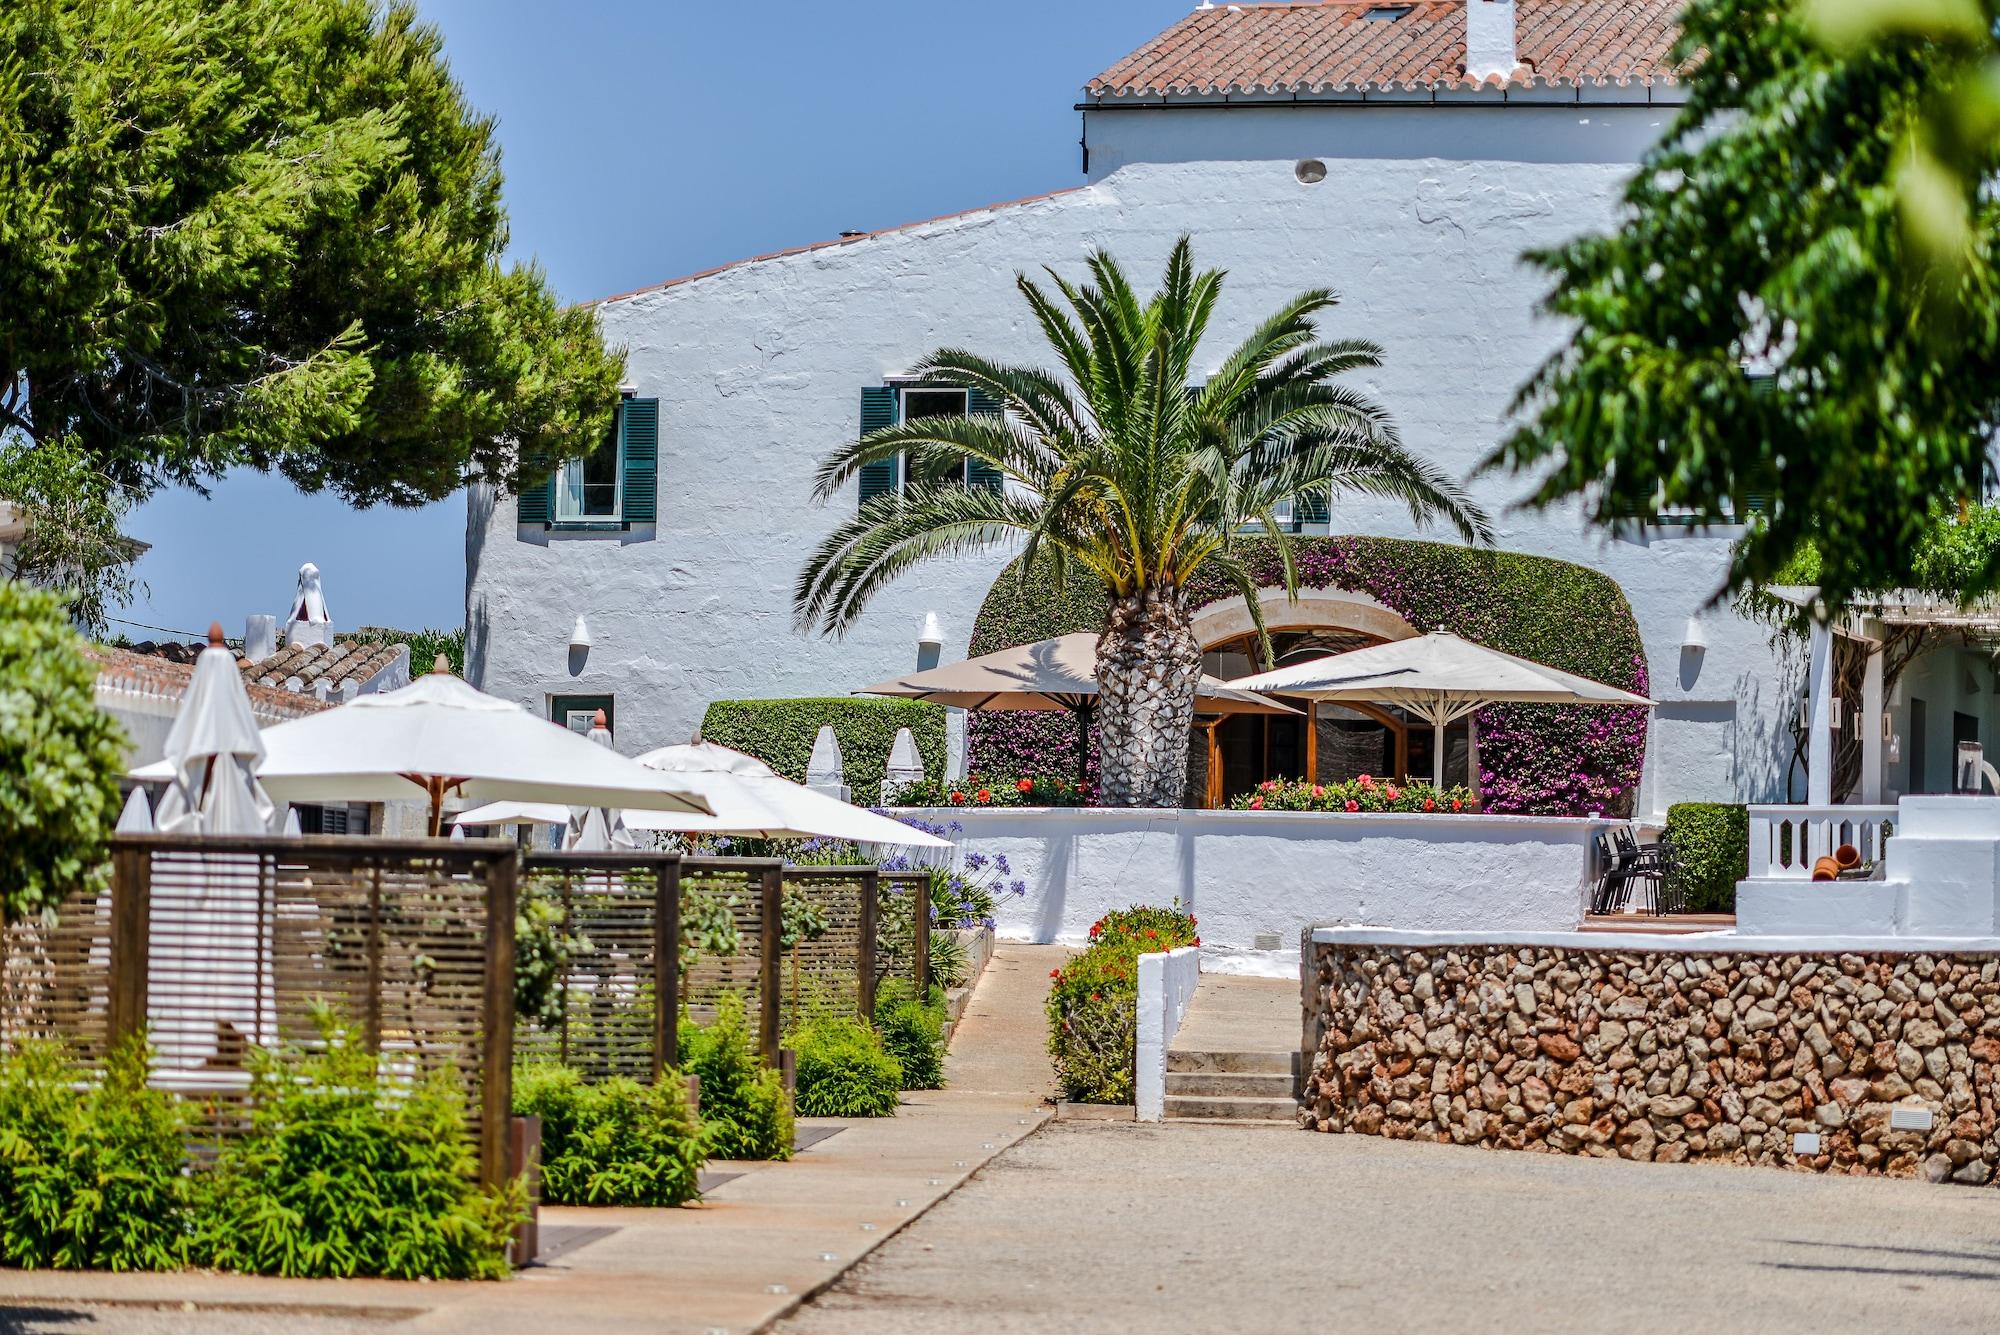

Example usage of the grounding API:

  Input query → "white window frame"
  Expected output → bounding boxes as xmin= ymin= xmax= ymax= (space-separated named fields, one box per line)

xmin=554 ymin=424 xmax=625 ymax=523
xmin=895 ymin=386 xmax=971 ymax=491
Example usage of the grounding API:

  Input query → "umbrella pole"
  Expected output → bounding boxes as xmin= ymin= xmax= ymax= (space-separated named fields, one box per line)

xmin=1075 ymin=704 xmax=1092 ymax=790
xmin=1433 ymin=721 xmax=1444 ymax=790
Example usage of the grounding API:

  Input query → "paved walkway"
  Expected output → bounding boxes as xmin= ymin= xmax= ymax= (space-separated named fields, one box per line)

xmin=781 ymin=1120 xmax=2000 ymax=1334
xmin=1171 ymin=970 xmax=1301 ymax=1057
xmin=0 ymin=944 xmax=1067 ymax=1335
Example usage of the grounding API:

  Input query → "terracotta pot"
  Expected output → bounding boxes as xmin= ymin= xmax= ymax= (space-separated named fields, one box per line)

xmin=1811 ymin=855 xmax=1843 ymax=882
xmin=1834 ymin=843 xmax=1861 ymax=870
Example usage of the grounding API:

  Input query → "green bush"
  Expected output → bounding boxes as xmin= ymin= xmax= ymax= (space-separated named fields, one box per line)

xmin=682 ymin=992 xmax=793 ymax=1161
xmin=874 ymin=980 xmax=947 ymax=1091
xmin=192 ymin=1013 xmax=519 ymax=1280
xmin=513 ymin=1064 xmax=705 ymax=1207
xmin=1664 ymin=802 xmax=1749 ymax=913
xmin=699 ymin=697 xmax=947 ymax=803
xmin=792 ymin=1017 xmax=902 ymax=1118
xmin=1048 ymin=905 xmax=1199 ymax=1104
xmin=0 ymin=581 xmax=125 ymax=920
xmin=0 ymin=1041 xmax=189 ymax=1272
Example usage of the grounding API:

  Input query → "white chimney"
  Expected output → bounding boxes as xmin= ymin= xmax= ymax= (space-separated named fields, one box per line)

xmin=284 ymin=561 xmax=333 ymax=649
xmin=1465 ymin=0 xmax=1519 ymax=84
xmin=243 ymin=614 xmax=278 ymax=663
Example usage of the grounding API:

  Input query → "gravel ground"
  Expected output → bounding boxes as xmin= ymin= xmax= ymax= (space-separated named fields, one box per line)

xmin=780 ymin=1121 xmax=2000 ymax=1335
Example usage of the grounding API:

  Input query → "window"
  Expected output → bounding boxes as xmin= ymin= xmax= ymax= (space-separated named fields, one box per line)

xmin=857 ymin=385 xmax=1002 ymax=507
xmin=295 ymin=803 xmax=368 ymax=835
xmin=518 ymin=398 xmax=659 ymax=530
xmin=551 ymin=694 xmax=614 ymax=735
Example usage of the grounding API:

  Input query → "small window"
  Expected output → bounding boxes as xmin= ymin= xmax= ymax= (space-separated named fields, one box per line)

xmin=1364 ymin=4 xmax=1413 ymax=18
xmin=1295 ymin=159 xmax=1327 ymax=185
xmin=555 ymin=430 xmax=622 ymax=521
xmin=551 ymin=694 xmax=614 ymax=735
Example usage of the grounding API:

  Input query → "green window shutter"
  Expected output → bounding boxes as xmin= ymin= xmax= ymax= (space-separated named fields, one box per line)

xmin=619 ymin=397 xmax=659 ymax=524
xmin=1295 ymin=487 xmax=1330 ymax=526
xmin=964 ymin=387 xmax=1003 ymax=493
xmin=516 ymin=461 xmax=553 ymax=526
xmin=858 ymin=386 xmax=898 ymax=506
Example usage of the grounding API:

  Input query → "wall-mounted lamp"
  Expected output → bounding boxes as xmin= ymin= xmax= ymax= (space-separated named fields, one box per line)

xmin=916 ymin=611 xmax=944 ymax=672
xmin=1889 ymin=732 xmax=1903 ymax=764
xmin=1681 ymin=616 xmax=1708 ymax=653
xmin=569 ymin=615 xmax=593 ymax=652
xmin=1829 ymin=697 xmax=1843 ymax=731
xmin=1883 ymin=712 xmax=1894 ymax=742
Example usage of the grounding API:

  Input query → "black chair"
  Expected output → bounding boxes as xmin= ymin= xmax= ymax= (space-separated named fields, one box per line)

xmin=1590 ymin=831 xmax=1634 ymax=914
xmin=1614 ymin=826 xmax=1668 ymax=914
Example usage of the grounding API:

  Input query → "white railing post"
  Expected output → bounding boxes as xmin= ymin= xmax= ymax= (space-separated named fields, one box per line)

xmin=1136 ymin=952 xmax=1168 ymax=1122
xmin=1741 ymin=805 xmax=1897 ymax=879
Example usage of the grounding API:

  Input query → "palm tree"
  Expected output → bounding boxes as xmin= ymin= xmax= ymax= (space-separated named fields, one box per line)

xmin=795 ymin=239 xmax=1493 ymax=807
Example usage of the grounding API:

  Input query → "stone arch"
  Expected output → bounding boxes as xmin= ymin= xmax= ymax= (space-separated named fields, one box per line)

xmin=1189 ymin=587 xmax=1417 ymax=651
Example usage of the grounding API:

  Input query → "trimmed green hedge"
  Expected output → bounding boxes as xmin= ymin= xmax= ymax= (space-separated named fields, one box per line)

xmin=699 ymin=697 xmax=947 ymax=804
xmin=966 ymin=537 xmax=1650 ymax=817
xmin=1664 ymin=802 xmax=1749 ymax=913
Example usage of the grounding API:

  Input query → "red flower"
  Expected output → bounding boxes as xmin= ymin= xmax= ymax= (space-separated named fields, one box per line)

xmin=1144 ymin=928 xmax=1159 ymax=939
xmin=1450 ymin=798 xmax=1463 ymax=812
xmin=1358 ymin=774 xmax=1376 ymax=789
xmin=950 ymin=790 xmax=966 ymax=803
xmin=1189 ymin=915 xmax=1197 ymax=926
xmin=1385 ymin=785 xmax=1401 ymax=801
xmin=1248 ymin=796 xmax=1265 ymax=810
xmin=1088 ymin=922 xmax=1102 ymax=938
xmin=976 ymin=788 xmax=992 ymax=803
xmin=1017 ymin=778 xmax=1035 ymax=793
xmin=1311 ymin=784 xmax=1325 ymax=798
xmin=1344 ymin=799 xmax=1359 ymax=812
xmin=1192 ymin=936 xmax=1201 ymax=947
xmin=1050 ymin=968 xmax=1061 ymax=979
xmin=1422 ymin=798 xmax=1436 ymax=812
xmin=1258 ymin=779 xmax=1276 ymax=792
xmin=1090 ymin=992 xmax=1101 ymax=1002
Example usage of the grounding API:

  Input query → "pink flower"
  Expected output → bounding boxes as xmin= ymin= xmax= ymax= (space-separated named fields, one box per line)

xmin=1344 ymin=799 xmax=1359 ymax=812
xmin=1385 ymin=785 xmax=1401 ymax=801
xmin=1357 ymin=774 xmax=1377 ymax=790
xmin=1248 ymin=796 xmax=1265 ymax=810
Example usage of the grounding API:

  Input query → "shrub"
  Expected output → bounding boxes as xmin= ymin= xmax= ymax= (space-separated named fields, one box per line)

xmin=874 ymin=980 xmax=947 ymax=1091
xmin=513 ymin=1064 xmax=705 ymax=1207
xmin=968 ymin=539 xmax=1649 ymax=817
xmin=699 ymin=697 xmax=948 ymax=803
xmin=1664 ymin=802 xmax=1749 ymax=913
xmin=1228 ymin=776 xmax=1478 ymax=814
xmin=926 ymin=928 xmax=970 ymax=991
xmin=192 ymin=1013 xmax=519 ymax=1280
xmin=0 ymin=1041 xmax=189 ymax=1272
xmin=792 ymin=1017 xmax=902 ymax=1118
xmin=681 ymin=992 xmax=793 ymax=1160
xmin=2 ymin=582 xmax=125 ymax=920
xmin=1048 ymin=905 xmax=1199 ymax=1104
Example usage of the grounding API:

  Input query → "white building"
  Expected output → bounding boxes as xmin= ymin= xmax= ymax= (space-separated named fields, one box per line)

xmin=464 ymin=0 xmax=1998 ymax=816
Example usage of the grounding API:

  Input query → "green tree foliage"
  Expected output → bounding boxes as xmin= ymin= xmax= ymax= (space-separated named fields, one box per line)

xmin=0 ymin=581 xmax=125 ymax=921
xmin=512 ymin=1064 xmax=705 ymax=1208
xmin=1491 ymin=0 xmax=2000 ymax=607
xmin=0 ymin=1042 xmax=190 ymax=1272
xmin=795 ymin=239 xmax=1488 ymax=806
xmin=0 ymin=0 xmax=623 ymax=511
xmin=0 ymin=438 xmax=140 ymax=636
xmin=192 ymin=1012 xmax=519 ymax=1280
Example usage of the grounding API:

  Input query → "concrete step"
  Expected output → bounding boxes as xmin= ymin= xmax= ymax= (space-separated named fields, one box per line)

xmin=1164 ymin=1094 xmax=1300 ymax=1122
xmin=1167 ymin=1048 xmax=1295 ymax=1076
xmin=1164 ymin=1070 xmax=1297 ymax=1098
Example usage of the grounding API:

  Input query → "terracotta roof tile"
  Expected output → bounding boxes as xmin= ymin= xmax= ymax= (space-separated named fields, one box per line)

xmin=1087 ymin=0 xmax=1688 ymax=97
xmin=240 ymin=640 xmax=408 ymax=694
xmin=88 ymin=646 xmax=332 ymax=723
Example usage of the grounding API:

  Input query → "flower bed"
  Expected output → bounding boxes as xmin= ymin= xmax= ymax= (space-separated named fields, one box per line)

xmin=1229 ymin=776 xmax=1478 ymax=814
xmin=1046 ymin=906 xmax=1199 ymax=1104
xmin=885 ymin=775 xmax=1092 ymax=808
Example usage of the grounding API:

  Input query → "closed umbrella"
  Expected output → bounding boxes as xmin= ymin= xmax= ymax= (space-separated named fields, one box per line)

xmin=856 ymin=632 xmax=1297 ymax=787
xmin=1230 ymin=630 xmax=1654 ymax=788
xmin=136 ymin=658 xmax=714 ymax=836
xmin=565 ymin=710 xmax=639 ymax=852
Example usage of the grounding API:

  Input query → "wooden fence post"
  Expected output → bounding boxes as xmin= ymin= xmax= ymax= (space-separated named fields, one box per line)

xmin=913 ymin=872 xmax=931 ymax=998
xmin=758 ymin=863 xmax=782 ymax=1067
xmin=481 ymin=850 xmax=519 ymax=1194
xmin=857 ymin=869 xmax=879 ymax=1021
xmin=108 ymin=842 xmax=151 ymax=1047
xmin=654 ymin=856 xmax=681 ymax=1078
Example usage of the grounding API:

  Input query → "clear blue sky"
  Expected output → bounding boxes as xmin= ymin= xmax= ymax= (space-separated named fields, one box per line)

xmin=113 ymin=0 xmax=1178 ymax=642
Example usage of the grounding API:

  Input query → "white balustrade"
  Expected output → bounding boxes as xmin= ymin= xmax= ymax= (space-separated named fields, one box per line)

xmin=1745 ymin=805 xmax=1897 ymax=879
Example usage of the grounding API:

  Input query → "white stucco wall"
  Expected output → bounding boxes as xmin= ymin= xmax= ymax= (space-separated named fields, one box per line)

xmin=466 ymin=101 xmax=1790 ymax=809
xmin=896 ymin=805 xmax=1611 ymax=978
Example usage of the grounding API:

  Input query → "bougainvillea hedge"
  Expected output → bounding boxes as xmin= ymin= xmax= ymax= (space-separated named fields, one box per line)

xmin=699 ymin=697 xmax=946 ymax=803
xmin=965 ymin=537 xmax=1648 ymax=817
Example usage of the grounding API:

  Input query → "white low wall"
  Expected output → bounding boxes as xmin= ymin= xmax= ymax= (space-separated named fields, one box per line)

xmin=1135 ymin=945 xmax=1201 ymax=1123
xmin=895 ymin=807 xmax=1613 ymax=977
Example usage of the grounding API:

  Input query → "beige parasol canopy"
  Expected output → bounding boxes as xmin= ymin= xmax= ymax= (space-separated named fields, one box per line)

xmin=1230 ymin=630 xmax=1653 ymax=788
xmin=857 ymin=632 xmax=1297 ymax=786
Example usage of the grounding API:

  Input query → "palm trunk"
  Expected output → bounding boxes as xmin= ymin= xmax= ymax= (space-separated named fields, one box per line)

xmin=1095 ymin=585 xmax=1201 ymax=807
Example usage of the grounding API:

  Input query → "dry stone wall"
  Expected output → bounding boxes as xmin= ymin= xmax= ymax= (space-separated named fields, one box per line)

xmin=1303 ymin=941 xmax=2000 ymax=1184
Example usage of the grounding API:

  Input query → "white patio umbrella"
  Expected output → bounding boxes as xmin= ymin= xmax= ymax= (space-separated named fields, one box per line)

xmin=1230 ymin=630 xmax=1655 ymax=788
xmin=115 ymin=786 xmax=156 ymax=834
xmin=137 ymin=658 xmax=714 ymax=836
xmin=856 ymin=632 xmax=1297 ymax=787
xmin=564 ymin=710 xmax=640 ymax=852
xmin=453 ymin=743 xmax=951 ymax=849
xmin=144 ymin=624 xmax=280 ymax=1071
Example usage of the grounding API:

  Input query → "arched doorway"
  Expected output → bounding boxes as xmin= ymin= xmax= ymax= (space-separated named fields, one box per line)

xmin=1190 ymin=591 xmax=1475 ymax=806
